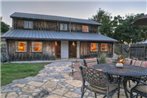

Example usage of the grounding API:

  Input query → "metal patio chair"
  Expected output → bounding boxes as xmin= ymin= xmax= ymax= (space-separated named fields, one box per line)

xmin=83 ymin=58 xmax=99 ymax=67
xmin=130 ymin=79 xmax=147 ymax=98
xmin=80 ymin=66 xmax=119 ymax=98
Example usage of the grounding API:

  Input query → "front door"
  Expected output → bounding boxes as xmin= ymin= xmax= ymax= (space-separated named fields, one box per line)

xmin=69 ymin=41 xmax=77 ymax=58
xmin=55 ymin=41 xmax=61 ymax=58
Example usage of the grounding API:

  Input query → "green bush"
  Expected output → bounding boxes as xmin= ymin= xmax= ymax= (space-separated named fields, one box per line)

xmin=99 ymin=53 xmax=106 ymax=64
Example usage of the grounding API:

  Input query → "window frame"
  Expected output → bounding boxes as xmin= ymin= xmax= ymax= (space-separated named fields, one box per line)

xmin=90 ymin=43 xmax=98 ymax=52
xmin=24 ymin=20 xmax=33 ymax=29
xmin=100 ymin=43 xmax=109 ymax=52
xmin=16 ymin=41 xmax=27 ymax=52
xmin=31 ymin=42 xmax=43 ymax=52
xmin=82 ymin=25 xmax=89 ymax=32
xmin=60 ymin=23 xmax=68 ymax=31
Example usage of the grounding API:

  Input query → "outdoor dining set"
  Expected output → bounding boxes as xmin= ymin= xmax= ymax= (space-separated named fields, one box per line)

xmin=72 ymin=58 xmax=147 ymax=98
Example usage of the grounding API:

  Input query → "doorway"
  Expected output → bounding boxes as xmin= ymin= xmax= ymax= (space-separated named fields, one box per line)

xmin=55 ymin=41 xmax=61 ymax=58
xmin=69 ymin=41 xmax=77 ymax=58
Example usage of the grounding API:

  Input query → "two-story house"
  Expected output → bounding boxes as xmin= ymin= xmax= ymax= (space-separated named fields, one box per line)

xmin=2 ymin=12 xmax=117 ymax=61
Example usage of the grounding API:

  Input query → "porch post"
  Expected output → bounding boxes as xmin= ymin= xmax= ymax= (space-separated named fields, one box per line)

xmin=77 ymin=41 xmax=80 ymax=58
xmin=113 ymin=43 xmax=115 ymax=57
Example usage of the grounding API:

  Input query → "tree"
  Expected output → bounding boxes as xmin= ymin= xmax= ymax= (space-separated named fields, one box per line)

xmin=92 ymin=9 xmax=147 ymax=44
xmin=1 ymin=21 xmax=10 ymax=34
xmin=92 ymin=9 xmax=113 ymax=37
xmin=113 ymin=14 xmax=147 ymax=44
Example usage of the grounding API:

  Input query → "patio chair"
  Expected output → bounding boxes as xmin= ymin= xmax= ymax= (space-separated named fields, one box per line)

xmin=131 ymin=59 xmax=137 ymax=65
xmin=134 ymin=60 xmax=142 ymax=66
xmin=71 ymin=60 xmax=81 ymax=75
xmin=125 ymin=58 xmax=132 ymax=65
xmin=140 ymin=61 xmax=147 ymax=68
xmin=130 ymin=80 xmax=147 ymax=98
xmin=80 ymin=66 xmax=119 ymax=98
xmin=83 ymin=58 xmax=99 ymax=67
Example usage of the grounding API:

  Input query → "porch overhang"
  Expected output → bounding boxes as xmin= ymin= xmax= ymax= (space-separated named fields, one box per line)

xmin=2 ymin=30 xmax=117 ymax=42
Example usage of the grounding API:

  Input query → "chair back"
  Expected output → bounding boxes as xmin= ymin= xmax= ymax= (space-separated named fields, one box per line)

xmin=141 ymin=61 xmax=147 ymax=68
xmin=131 ymin=59 xmax=137 ymax=65
xmin=134 ymin=60 xmax=142 ymax=66
xmin=83 ymin=58 xmax=99 ymax=67
xmin=80 ymin=66 xmax=108 ymax=88
xmin=125 ymin=58 xmax=132 ymax=65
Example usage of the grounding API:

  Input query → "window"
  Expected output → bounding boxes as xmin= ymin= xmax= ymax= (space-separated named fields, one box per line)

xmin=90 ymin=43 xmax=97 ymax=52
xmin=100 ymin=43 xmax=108 ymax=52
xmin=32 ymin=42 xmax=42 ymax=52
xmin=60 ymin=23 xmax=68 ymax=31
xmin=82 ymin=25 xmax=89 ymax=32
xmin=16 ymin=41 xmax=27 ymax=52
xmin=24 ymin=21 xmax=33 ymax=29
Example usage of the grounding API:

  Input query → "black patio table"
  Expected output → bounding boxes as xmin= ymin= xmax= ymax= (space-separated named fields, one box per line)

xmin=93 ymin=64 xmax=147 ymax=98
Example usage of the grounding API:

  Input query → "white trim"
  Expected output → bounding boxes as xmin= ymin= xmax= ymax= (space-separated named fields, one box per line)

xmin=77 ymin=41 xmax=80 ymax=58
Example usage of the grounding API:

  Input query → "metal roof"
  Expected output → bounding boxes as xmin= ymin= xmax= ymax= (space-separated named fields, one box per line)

xmin=11 ymin=12 xmax=101 ymax=25
xmin=2 ymin=30 xmax=117 ymax=42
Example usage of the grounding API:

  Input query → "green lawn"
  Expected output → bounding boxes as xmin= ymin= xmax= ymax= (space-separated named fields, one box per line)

xmin=1 ymin=63 xmax=47 ymax=86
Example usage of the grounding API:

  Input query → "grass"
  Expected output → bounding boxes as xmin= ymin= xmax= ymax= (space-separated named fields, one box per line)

xmin=1 ymin=63 xmax=47 ymax=86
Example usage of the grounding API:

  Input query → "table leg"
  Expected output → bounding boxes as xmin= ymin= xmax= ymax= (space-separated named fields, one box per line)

xmin=117 ymin=77 xmax=121 ymax=98
xmin=123 ymin=77 xmax=129 ymax=98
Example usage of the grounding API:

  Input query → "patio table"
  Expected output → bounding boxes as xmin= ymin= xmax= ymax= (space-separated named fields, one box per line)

xmin=93 ymin=64 xmax=147 ymax=98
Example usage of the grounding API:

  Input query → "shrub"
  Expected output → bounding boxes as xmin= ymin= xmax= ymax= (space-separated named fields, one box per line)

xmin=99 ymin=53 xmax=106 ymax=64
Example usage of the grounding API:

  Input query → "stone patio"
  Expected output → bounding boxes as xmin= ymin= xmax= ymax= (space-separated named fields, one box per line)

xmin=1 ymin=61 xmax=126 ymax=98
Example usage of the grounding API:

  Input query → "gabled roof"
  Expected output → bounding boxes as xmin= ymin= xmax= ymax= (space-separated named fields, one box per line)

xmin=2 ymin=29 xmax=117 ymax=42
xmin=11 ymin=12 xmax=101 ymax=25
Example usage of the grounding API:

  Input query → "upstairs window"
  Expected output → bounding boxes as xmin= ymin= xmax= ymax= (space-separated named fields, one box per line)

xmin=24 ymin=21 xmax=33 ymax=29
xmin=32 ymin=42 xmax=42 ymax=52
xmin=82 ymin=25 xmax=89 ymax=32
xmin=16 ymin=41 xmax=27 ymax=52
xmin=60 ymin=23 xmax=68 ymax=31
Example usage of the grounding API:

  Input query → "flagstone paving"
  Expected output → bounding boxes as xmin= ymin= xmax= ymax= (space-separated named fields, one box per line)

xmin=1 ymin=61 xmax=126 ymax=98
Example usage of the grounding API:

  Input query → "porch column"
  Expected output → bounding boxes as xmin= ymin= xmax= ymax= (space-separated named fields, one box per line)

xmin=113 ymin=43 xmax=115 ymax=57
xmin=61 ymin=41 xmax=69 ymax=59
xmin=77 ymin=41 xmax=80 ymax=58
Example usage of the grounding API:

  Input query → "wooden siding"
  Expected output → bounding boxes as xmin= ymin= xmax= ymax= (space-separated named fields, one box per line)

xmin=7 ymin=40 xmax=58 ymax=61
xmin=13 ymin=18 xmax=24 ymax=29
xmin=12 ymin=18 xmax=98 ymax=33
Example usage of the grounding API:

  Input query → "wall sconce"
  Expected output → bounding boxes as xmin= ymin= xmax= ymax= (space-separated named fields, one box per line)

xmin=72 ymin=41 xmax=75 ymax=46
xmin=55 ymin=41 xmax=58 ymax=46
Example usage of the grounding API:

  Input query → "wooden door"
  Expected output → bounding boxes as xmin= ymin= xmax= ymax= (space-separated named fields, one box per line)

xmin=69 ymin=41 xmax=77 ymax=58
xmin=55 ymin=41 xmax=61 ymax=58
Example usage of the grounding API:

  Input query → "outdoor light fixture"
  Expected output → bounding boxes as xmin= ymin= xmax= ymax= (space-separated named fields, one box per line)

xmin=55 ymin=41 xmax=58 ymax=46
xmin=116 ymin=55 xmax=125 ymax=68
xmin=72 ymin=41 xmax=75 ymax=46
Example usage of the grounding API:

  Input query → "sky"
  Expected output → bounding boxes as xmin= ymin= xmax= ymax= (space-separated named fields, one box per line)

xmin=1 ymin=0 xmax=147 ymax=26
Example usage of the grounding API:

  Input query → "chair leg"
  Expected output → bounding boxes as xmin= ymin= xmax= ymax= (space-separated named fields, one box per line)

xmin=81 ymin=86 xmax=85 ymax=98
xmin=130 ymin=90 xmax=133 ymax=98
xmin=94 ymin=93 xmax=97 ymax=98
xmin=128 ymin=80 xmax=131 ymax=88
xmin=117 ymin=89 xmax=120 ymax=98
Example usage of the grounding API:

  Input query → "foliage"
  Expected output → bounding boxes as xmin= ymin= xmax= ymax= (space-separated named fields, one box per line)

xmin=1 ymin=63 xmax=47 ymax=86
xmin=99 ymin=53 xmax=106 ymax=64
xmin=1 ymin=21 xmax=10 ymax=33
xmin=92 ymin=9 xmax=147 ymax=44
xmin=92 ymin=9 xmax=113 ymax=37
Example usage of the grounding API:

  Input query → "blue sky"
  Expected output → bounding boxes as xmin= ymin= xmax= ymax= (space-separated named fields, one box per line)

xmin=1 ymin=0 xmax=147 ymax=26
